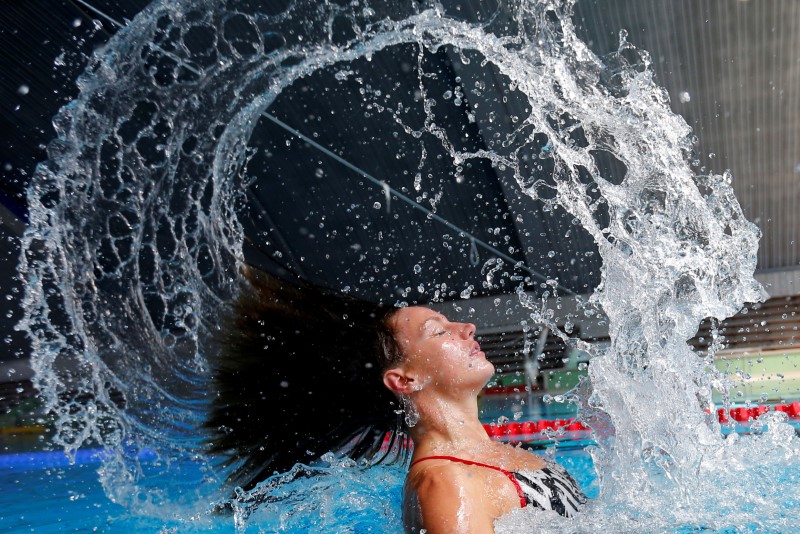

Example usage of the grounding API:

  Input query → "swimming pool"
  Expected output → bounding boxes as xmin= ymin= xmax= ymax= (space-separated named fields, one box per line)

xmin=5 ymin=398 xmax=800 ymax=532
xmin=0 ymin=434 xmax=597 ymax=532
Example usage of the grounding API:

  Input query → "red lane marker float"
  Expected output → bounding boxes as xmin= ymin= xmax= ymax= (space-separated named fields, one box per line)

xmin=730 ymin=407 xmax=751 ymax=422
xmin=537 ymin=420 xmax=555 ymax=432
xmin=483 ymin=385 xmax=534 ymax=395
xmin=521 ymin=421 xmax=536 ymax=434
xmin=484 ymin=424 xmax=503 ymax=437
xmin=481 ymin=418 xmax=590 ymax=439
xmin=752 ymin=405 xmax=769 ymax=418
xmin=479 ymin=402 xmax=800 ymax=441
xmin=717 ymin=401 xmax=800 ymax=423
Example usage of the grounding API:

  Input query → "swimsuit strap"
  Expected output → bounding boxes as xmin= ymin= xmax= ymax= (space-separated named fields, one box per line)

xmin=410 ymin=455 xmax=527 ymax=508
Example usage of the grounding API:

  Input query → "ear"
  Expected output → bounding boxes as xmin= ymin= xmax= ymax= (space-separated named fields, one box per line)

xmin=383 ymin=367 xmax=417 ymax=395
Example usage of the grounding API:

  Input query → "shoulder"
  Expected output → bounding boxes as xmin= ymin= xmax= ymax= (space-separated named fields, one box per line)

xmin=407 ymin=460 xmax=476 ymax=510
xmin=411 ymin=460 xmax=472 ymax=498
xmin=405 ymin=462 xmax=495 ymax=534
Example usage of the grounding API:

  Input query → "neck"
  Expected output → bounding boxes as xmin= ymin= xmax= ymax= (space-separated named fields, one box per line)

xmin=407 ymin=389 xmax=491 ymax=454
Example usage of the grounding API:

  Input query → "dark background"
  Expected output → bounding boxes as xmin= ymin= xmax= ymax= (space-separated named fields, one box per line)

xmin=2 ymin=0 xmax=799 ymax=371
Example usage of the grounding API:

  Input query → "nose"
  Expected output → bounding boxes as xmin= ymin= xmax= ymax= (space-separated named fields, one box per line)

xmin=458 ymin=322 xmax=476 ymax=339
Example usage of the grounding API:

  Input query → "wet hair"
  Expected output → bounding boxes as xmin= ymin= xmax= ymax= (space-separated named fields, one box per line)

xmin=204 ymin=266 xmax=409 ymax=491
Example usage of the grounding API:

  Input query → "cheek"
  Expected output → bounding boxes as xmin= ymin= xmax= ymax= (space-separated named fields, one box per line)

xmin=438 ymin=340 xmax=469 ymax=364
xmin=409 ymin=341 xmax=463 ymax=377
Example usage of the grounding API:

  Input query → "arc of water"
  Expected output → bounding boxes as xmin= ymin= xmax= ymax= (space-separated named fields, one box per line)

xmin=72 ymin=0 xmax=575 ymax=297
xmin=24 ymin=0 xmax=780 ymax=528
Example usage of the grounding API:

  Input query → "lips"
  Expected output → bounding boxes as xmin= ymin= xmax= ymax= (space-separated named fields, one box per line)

xmin=470 ymin=342 xmax=483 ymax=356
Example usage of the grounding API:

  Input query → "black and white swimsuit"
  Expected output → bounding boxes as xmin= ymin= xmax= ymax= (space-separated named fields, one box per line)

xmin=410 ymin=455 xmax=586 ymax=518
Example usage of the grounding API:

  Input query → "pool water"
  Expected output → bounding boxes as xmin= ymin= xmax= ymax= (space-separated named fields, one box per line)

xmin=0 ymin=440 xmax=597 ymax=532
xmin=6 ymin=396 xmax=798 ymax=532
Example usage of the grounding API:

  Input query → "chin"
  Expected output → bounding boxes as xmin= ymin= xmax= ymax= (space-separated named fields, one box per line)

xmin=478 ymin=362 xmax=496 ymax=383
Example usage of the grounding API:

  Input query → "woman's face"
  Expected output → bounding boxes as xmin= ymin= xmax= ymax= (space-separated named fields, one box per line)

xmin=388 ymin=307 xmax=494 ymax=392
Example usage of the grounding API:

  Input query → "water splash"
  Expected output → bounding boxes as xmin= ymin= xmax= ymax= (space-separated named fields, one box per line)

xmin=19 ymin=0 xmax=795 ymax=529
xmin=224 ymin=458 xmax=405 ymax=532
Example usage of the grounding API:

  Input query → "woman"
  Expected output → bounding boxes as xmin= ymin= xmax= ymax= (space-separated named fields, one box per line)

xmin=206 ymin=267 xmax=585 ymax=531
xmin=386 ymin=306 xmax=586 ymax=531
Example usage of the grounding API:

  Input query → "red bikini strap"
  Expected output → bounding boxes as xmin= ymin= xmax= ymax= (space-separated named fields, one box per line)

xmin=410 ymin=455 xmax=527 ymax=508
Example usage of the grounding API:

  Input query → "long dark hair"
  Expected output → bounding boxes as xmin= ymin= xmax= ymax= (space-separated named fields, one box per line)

xmin=204 ymin=266 xmax=408 ymax=491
